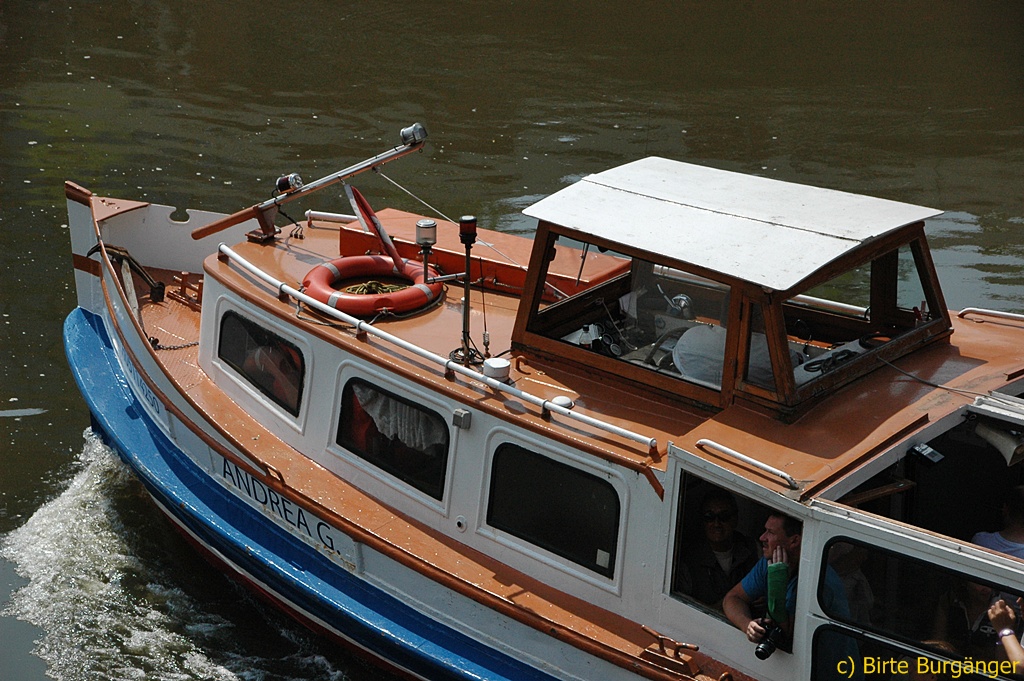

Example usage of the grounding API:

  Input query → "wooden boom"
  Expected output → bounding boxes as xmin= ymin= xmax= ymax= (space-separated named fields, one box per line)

xmin=190 ymin=123 xmax=428 ymax=241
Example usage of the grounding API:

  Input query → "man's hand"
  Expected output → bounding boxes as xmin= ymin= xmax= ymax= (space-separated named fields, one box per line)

xmin=989 ymin=598 xmax=1017 ymax=631
xmin=745 ymin=617 xmax=767 ymax=643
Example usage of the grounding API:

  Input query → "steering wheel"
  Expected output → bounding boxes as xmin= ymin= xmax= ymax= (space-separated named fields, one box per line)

xmin=644 ymin=327 xmax=688 ymax=367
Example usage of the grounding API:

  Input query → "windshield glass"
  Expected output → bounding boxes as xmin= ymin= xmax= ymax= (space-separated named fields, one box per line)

xmin=529 ymin=236 xmax=733 ymax=391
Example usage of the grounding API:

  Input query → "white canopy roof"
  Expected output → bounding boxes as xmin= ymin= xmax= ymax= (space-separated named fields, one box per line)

xmin=523 ymin=157 xmax=942 ymax=292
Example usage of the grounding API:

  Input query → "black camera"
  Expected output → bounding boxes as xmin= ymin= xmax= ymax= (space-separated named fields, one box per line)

xmin=754 ymin=621 xmax=786 ymax=660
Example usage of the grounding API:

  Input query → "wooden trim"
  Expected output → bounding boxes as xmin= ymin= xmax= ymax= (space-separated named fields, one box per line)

xmin=516 ymin=329 xmax=722 ymax=413
xmin=512 ymin=223 xmax=733 ymax=413
xmin=780 ymin=224 xmax=922 ymax=298
xmin=512 ymin=221 xmax=555 ymax=345
xmin=718 ymin=283 xmax=744 ymax=406
xmin=841 ymin=478 xmax=916 ymax=507
xmin=870 ymin=249 xmax=900 ymax=327
xmin=64 ymin=180 xmax=92 ymax=205
xmin=72 ymin=252 xmax=101 ymax=277
xmin=909 ymin=228 xmax=952 ymax=327
xmin=735 ymin=294 xmax=788 ymax=402
xmin=790 ymin=324 xmax=951 ymax=403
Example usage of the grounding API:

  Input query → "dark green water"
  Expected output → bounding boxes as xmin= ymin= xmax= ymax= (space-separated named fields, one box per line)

xmin=1 ymin=2 xmax=1022 ymax=679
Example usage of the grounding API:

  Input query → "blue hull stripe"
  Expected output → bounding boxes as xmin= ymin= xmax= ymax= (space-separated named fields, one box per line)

xmin=63 ymin=307 xmax=557 ymax=681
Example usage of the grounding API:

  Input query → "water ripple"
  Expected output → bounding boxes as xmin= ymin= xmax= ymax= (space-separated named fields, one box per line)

xmin=1 ymin=431 xmax=356 ymax=681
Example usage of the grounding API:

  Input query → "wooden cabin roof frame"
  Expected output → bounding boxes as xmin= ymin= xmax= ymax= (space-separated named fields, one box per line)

xmin=513 ymin=205 xmax=954 ymax=422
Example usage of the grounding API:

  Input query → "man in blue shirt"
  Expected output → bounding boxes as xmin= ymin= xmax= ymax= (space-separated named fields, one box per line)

xmin=723 ymin=511 xmax=851 ymax=651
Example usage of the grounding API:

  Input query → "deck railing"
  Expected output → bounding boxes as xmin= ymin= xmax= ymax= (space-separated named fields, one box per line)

xmin=695 ymin=438 xmax=800 ymax=490
xmin=957 ymin=307 xmax=1024 ymax=323
xmin=218 ymin=244 xmax=660 ymax=455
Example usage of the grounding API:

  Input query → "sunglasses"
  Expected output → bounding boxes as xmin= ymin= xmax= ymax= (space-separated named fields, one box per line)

xmin=703 ymin=511 xmax=735 ymax=523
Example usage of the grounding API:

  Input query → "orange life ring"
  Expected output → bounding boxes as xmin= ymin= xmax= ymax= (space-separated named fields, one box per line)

xmin=302 ymin=254 xmax=443 ymax=316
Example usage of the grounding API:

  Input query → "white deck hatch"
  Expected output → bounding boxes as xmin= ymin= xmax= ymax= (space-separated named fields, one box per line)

xmin=524 ymin=157 xmax=942 ymax=291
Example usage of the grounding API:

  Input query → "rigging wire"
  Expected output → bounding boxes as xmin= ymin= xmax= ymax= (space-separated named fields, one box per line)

xmin=374 ymin=167 xmax=457 ymax=224
xmin=878 ymin=356 xmax=1018 ymax=406
xmin=375 ymin=169 xmax=569 ymax=300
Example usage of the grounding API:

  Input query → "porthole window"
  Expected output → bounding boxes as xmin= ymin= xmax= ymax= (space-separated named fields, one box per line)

xmin=336 ymin=379 xmax=449 ymax=500
xmin=218 ymin=311 xmax=305 ymax=416
xmin=487 ymin=444 xmax=620 ymax=577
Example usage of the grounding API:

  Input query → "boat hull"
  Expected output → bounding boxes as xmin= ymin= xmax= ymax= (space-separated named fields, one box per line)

xmin=63 ymin=306 xmax=557 ymax=681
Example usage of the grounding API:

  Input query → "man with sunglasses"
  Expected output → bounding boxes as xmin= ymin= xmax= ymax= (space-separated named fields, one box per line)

xmin=679 ymin=488 xmax=758 ymax=609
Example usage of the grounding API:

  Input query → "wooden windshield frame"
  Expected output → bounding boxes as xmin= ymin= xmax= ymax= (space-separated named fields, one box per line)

xmin=513 ymin=220 xmax=953 ymax=421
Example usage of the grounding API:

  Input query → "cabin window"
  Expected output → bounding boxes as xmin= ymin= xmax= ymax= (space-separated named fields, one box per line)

xmin=809 ymin=627 xmax=960 ymax=681
xmin=819 ymin=537 xmax=1024 ymax=674
xmin=669 ymin=473 xmax=770 ymax=614
xmin=784 ymin=241 xmax=938 ymax=388
xmin=527 ymin=235 xmax=732 ymax=390
xmin=336 ymin=379 xmax=449 ymax=500
xmin=218 ymin=311 xmax=305 ymax=416
xmin=838 ymin=416 xmax=1024 ymax=548
xmin=742 ymin=302 xmax=795 ymax=392
xmin=828 ymin=414 xmax=1024 ymax=678
xmin=487 ymin=444 xmax=620 ymax=578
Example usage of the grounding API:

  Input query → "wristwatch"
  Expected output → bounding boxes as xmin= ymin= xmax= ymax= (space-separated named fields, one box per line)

xmin=998 ymin=628 xmax=1016 ymax=643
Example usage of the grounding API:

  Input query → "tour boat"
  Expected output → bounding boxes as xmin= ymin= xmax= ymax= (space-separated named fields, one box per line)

xmin=64 ymin=123 xmax=1024 ymax=681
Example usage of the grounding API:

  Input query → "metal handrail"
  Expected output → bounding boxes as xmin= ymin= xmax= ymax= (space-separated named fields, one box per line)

xmin=218 ymin=244 xmax=659 ymax=453
xmin=305 ymin=210 xmax=358 ymax=226
xmin=695 ymin=438 xmax=800 ymax=490
xmin=957 ymin=307 xmax=1024 ymax=322
xmin=787 ymin=294 xmax=868 ymax=318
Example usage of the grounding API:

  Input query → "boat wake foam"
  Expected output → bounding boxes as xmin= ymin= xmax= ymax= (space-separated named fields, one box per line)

xmin=1 ymin=430 xmax=355 ymax=681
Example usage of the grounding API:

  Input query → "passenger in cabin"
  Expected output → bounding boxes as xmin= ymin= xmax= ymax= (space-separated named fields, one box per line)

xmin=677 ymin=489 xmax=758 ymax=610
xmin=988 ymin=597 xmax=1024 ymax=669
xmin=972 ymin=485 xmax=1024 ymax=561
xmin=827 ymin=542 xmax=874 ymax=624
xmin=722 ymin=512 xmax=850 ymax=651
xmin=930 ymin=580 xmax=1006 ymax=660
